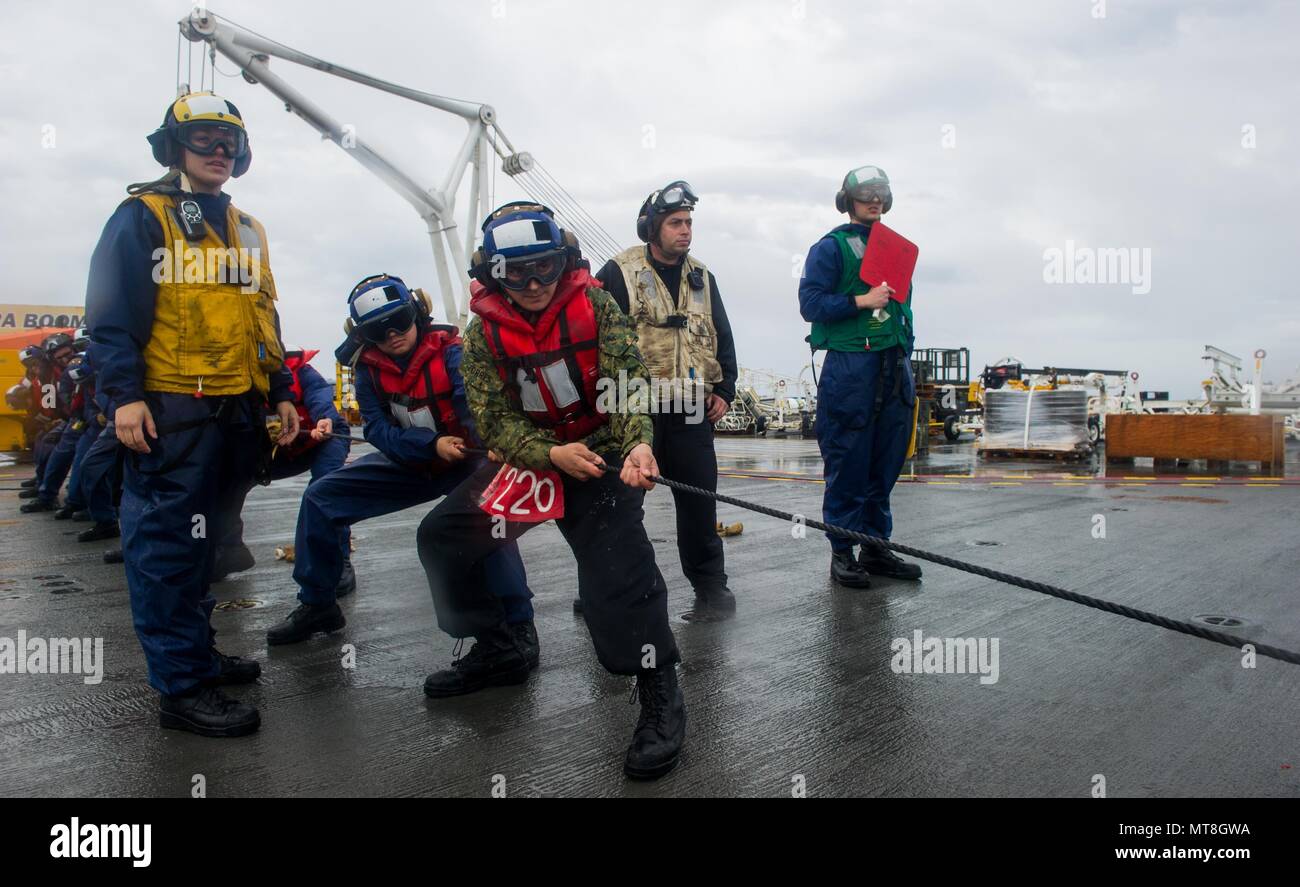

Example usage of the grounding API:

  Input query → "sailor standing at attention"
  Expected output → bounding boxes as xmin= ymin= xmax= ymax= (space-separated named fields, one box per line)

xmin=798 ymin=165 xmax=923 ymax=589
xmin=86 ymin=92 xmax=298 ymax=737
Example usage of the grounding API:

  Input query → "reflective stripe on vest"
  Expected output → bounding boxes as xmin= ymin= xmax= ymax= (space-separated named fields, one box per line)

xmin=474 ymin=274 xmax=607 ymax=443
xmin=356 ymin=328 xmax=465 ymax=437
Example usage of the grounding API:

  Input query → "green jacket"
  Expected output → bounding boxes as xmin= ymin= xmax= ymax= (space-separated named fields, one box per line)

xmin=463 ymin=286 xmax=654 ymax=472
xmin=808 ymin=226 xmax=913 ymax=353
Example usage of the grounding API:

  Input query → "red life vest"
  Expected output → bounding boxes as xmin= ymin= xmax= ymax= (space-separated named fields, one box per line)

xmin=356 ymin=326 xmax=467 ymax=440
xmin=470 ymin=269 xmax=608 ymax=443
xmin=281 ymin=350 xmax=322 ymax=459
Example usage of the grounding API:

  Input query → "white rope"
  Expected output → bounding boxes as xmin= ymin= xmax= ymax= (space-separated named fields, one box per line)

xmin=534 ymin=160 xmax=622 ymax=256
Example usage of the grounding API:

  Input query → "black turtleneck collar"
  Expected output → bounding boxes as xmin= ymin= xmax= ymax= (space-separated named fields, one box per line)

xmin=645 ymin=244 xmax=686 ymax=272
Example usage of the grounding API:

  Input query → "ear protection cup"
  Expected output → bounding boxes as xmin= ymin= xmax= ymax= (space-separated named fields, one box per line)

xmin=635 ymin=198 xmax=654 ymax=243
xmin=560 ymin=230 xmax=583 ymax=271
xmin=411 ymin=287 xmax=434 ymax=316
xmin=469 ymin=247 xmax=488 ymax=286
xmin=231 ymin=143 xmax=252 ymax=178
xmin=148 ymin=129 xmax=171 ymax=167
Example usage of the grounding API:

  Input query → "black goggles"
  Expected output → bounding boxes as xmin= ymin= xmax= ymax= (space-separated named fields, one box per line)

xmin=356 ymin=303 xmax=417 ymax=344
xmin=498 ymin=252 xmax=565 ymax=291
xmin=175 ymin=122 xmax=249 ymax=158
xmin=654 ymin=181 xmax=697 ymax=212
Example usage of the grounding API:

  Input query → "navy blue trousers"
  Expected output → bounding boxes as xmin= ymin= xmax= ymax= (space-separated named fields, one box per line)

xmin=121 ymin=392 xmax=262 ymax=695
xmin=814 ymin=346 xmax=915 ymax=553
xmin=217 ymin=431 xmax=352 ymax=553
xmin=37 ymin=424 xmax=84 ymax=502
xmin=77 ymin=420 xmax=123 ymax=522
xmin=32 ymin=427 xmax=57 ymax=487
xmin=63 ymin=421 xmax=103 ymax=510
xmin=292 ymin=451 xmax=534 ymax=623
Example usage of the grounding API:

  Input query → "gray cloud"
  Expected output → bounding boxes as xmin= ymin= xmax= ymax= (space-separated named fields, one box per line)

xmin=0 ymin=0 xmax=1296 ymax=397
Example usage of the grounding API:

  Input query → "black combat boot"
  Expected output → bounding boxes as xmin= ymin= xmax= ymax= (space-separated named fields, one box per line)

xmin=18 ymin=488 xmax=40 ymax=499
xmin=72 ymin=510 xmax=92 ymax=522
xmin=830 ymin=551 xmax=871 ymax=588
xmin=334 ymin=558 xmax=357 ymax=598
xmin=53 ymin=504 xmax=78 ymax=520
xmin=209 ymin=649 xmax=261 ymax=685
xmin=20 ymin=478 xmax=37 ymax=489
xmin=103 ymin=549 xmax=124 ymax=564
xmin=20 ymin=497 xmax=56 ymax=513
xmin=159 ymin=686 xmax=260 ymax=738
xmin=266 ymin=601 xmax=346 ymax=646
xmin=692 ymin=585 xmax=737 ymax=619
xmin=423 ymin=627 xmax=531 ymax=698
xmin=509 ymin=619 xmax=540 ymax=670
xmin=211 ymin=544 xmax=255 ymax=582
xmin=77 ymin=520 xmax=120 ymax=542
xmin=858 ymin=543 xmax=922 ymax=580
xmin=624 ymin=664 xmax=687 ymax=780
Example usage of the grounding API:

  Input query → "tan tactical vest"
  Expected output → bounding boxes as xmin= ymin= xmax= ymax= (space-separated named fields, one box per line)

xmin=612 ymin=246 xmax=722 ymax=394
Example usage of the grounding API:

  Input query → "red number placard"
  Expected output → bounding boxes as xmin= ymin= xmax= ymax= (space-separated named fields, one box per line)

xmin=478 ymin=464 xmax=565 ymax=523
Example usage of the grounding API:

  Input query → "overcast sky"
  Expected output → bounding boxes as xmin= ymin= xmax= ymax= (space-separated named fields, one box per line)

xmin=1 ymin=0 xmax=1296 ymax=398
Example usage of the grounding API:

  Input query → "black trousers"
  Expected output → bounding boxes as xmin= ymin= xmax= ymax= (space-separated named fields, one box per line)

xmin=417 ymin=460 xmax=679 ymax=676
xmin=652 ymin=412 xmax=727 ymax=592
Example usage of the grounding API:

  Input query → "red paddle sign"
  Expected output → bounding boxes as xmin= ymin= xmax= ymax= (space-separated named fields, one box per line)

xmin=478 ymin=464 xmax=564 ymax=522
xmin=858 ymin=221 xmax=918 ymax=304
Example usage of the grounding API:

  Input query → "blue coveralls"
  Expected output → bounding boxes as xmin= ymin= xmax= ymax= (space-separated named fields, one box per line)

xmin=35 ymin=373 xmax=84 ymax=503
xmin=28 ymin=367 xmax=59 ymax=487
xmin=63 ymin=412 xmax=103 ymax=512
xmin=76 ymin=416 xmax=122 ymax=523
xmin=32 ymin=426 xmax=59 ymax=490
xmin=799 ymin=224 xmax=916 ymax=553
xmin=87 ymin=191 xmax=296 ymax=696
xmin=76 ymin=381 xmax=122 ymax=523
xmin=290 ymin=338 xmax=533 ymax=624
xmin=63 ymin=352 xmax=107 ymax=513
xmin=217 ymin=362 xmax=352 ymax=553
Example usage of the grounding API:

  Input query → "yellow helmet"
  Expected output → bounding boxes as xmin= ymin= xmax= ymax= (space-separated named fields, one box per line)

xmin=147 ymin=91 xmax=251 ymax=177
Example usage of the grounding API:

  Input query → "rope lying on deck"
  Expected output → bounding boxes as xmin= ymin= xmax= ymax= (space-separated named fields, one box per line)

xmin=643 ymin=471 xmax=1300 ymax=667
xmin=215 ymin=440 xmax=1300 ymax=667
xmin=513 ymin=449 xmax=1296 ymax=668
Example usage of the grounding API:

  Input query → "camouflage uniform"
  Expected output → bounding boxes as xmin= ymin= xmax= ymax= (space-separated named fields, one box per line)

xmin=417 ymin=282 xmax=679 ymax=676
xmin=461 ymin=285 xmax=653 ymax=467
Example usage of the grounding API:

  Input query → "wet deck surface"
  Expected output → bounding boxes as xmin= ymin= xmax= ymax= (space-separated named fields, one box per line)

xmin=2 ymin=437 xmax=1298 ymax=797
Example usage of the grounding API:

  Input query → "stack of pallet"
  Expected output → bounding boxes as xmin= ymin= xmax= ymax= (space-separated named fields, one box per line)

xmin=979 ymin=389 xmax=1090 ymax=459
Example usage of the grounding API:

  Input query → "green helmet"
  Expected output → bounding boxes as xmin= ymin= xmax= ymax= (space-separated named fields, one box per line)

xmin=835 ymin=165 xmax=892 ymax=214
